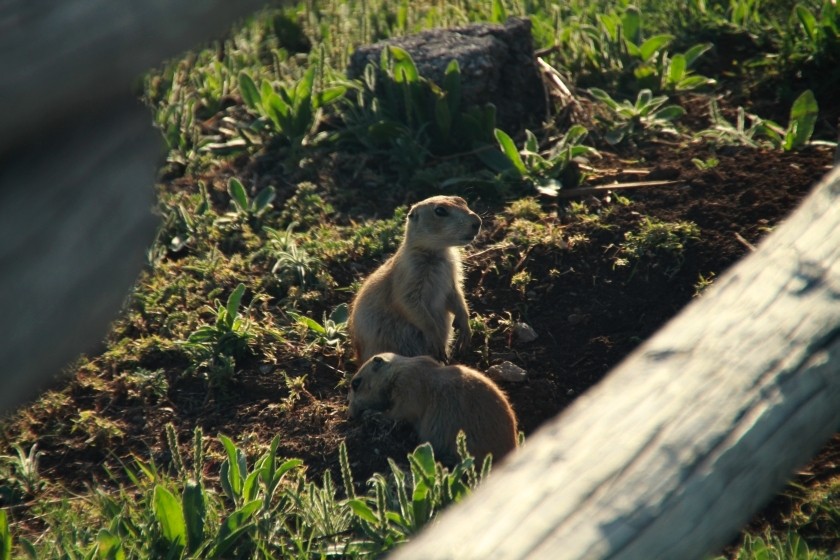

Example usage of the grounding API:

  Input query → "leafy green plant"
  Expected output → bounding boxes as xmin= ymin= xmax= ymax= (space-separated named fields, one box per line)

xmin=155 ymin=101 xmax=201 ymax=164
xmin=268 ymin=225 xmax=323 ymax=290
xmin=239 ymin=66 xmax=346 ymax=154
xmin=618 ymin=8 xmax=715 ymax=92
xmin=558 ymin=5 xmax=714 ymax=94
xmin=0 ymin=444 xmax=43 ymax=504
xmin=716 ymin=0 xmax=764 ymax=32
xmin=715 ymin=531 xmax=832 ymax=560
xmin=691 ymin=156 xmax=720 ymax=170
xmin=117 ymin=367 xmax=170 ymax=403
xmin=344 ymin=434 xmax=490 ymax=554
xmin=659 ymin=43 xmax=716 ymax=92
xmin=697 ymin=98 xmax=767 ymax=147
xmin=1 ymin=428 xmax=493 ymax=558
xmin=193 ymin=59 xmax=236 ymax=117
xmin=180 ymin=283 xmax=253 ymax=387
xmin=288 ymin=303 xmax=349 ymax=353
xmin=277 ymin=182 xmax=336 ymax=230
xmin=0 ymin=509 xmax=11 ymax=560
xmin=278 ymin=372 xmax=309 ymax=411
xmin=698 ymin=91 xmax=822 ymax=151
xmin=342 ymin=47 xmax=497 ymax=177
xmin=510 ymin=269 xmax=533 ymax=296
xmin=759 ymin=89 xmax=820 ymax=151
xmin=151 ymin=182 xmax=215 ymax=261
xmin=617 ymin=216 xmax=700 ymax=278
xmin=786 ymin=2 xmax=840 ymax=67
xmin=225 ymin=177 xmax=277 ymax=220
xmin=590 ymin=88 xmax=685 ymax=144
xmin=481 ymin=125 xmax=598 ymax=196
xmin=152 ymin=484 xmax=189 ymax=557
xmin=694 ymin=271 xmax=716 ymax=297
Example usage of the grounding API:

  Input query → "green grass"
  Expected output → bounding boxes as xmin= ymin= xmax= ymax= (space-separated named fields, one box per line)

xmin=2 ymin=0 xmax=840 ymax=558
xmin=1 ymin=428 xmax=488 ymax=558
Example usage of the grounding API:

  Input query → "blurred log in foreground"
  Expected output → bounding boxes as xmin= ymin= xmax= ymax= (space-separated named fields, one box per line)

xmin=394 ymin=165 xmax=840 ymax=559
xmin=0 ymin=0 xmax=265 ymax=412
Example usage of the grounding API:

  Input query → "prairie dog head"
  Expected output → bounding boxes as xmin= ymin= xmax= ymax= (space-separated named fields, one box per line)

xmin=348 ymin=353 xmax=440 ymax=419
xmin=348 ymin=352 xmax=398 ymax=419
xmin=404 ymin=196 xmax=481 ymax=250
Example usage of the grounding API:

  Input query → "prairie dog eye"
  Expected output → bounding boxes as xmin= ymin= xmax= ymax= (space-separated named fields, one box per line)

xmin=351 ymin=377 xmax=362 ymax=391
xmin=434 ymin=206 xmax=449 ymax=217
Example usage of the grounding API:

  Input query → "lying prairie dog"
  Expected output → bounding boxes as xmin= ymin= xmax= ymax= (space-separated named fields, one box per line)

xmin=348 ymin=196 xmax=481 ymax=363
xmin=347 ymin=353 xmax=518 ymax=463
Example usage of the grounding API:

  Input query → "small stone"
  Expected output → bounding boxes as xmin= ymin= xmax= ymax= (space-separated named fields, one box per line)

xmin=568 ymin=313 xmax=586 ymax=325
xmin=513 ymin=322 xmax=538 ymax=343
xmin=487 ymin=361 xmax=527 ymax=383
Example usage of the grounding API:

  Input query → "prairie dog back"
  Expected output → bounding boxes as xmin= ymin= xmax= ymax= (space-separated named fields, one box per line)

xmin=348 ymin=353 xmax=518 ymax=463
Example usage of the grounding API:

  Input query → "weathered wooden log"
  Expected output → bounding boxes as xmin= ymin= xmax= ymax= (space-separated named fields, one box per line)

xmin=0 ymin=0 xmax=266 ymax=412
xmin=393 ymin=165 xmax=840 ymax=558
xmin=0 ymin=101 xmax=159 ymax=412
xmin=0 ymin=0 xmax=263 ymax=155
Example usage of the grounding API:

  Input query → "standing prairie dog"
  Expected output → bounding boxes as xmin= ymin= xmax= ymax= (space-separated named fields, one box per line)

xmin=348 ymin=353 xmax=518 ymax=463
xmin=348 ymin=196 xmax=481 ymax=363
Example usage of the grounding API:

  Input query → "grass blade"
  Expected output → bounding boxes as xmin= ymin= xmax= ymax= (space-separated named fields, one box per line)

xmin=786 ymin=89 xmax=818 ymax=150
xmin=228 ymin=178 xmax=249 ymax=214
xmin=96 ymin=529 xmax=126 ymax=560
xmin=225 ymin=283 xmax=246 ymax=327
xmin=251 ymin=186 xmax=276 ymax=215
xmin=238 ymin=71 xmax=261 ymax=110
xmin=494 ymin=129 xmax=527 ymax=175
xmin=153 ymin=485 xmax=187 ymax=554
xmin=0 ymin=510 xmax=11 ymax=560
xmin=182 ymin=480 xmax=206 ymax=554
xmin=348 ymin=499 xmax=378 ymax=524
xmin=639 ymin=34 xmax=674 ymax=61
xmin=389 ymin=46 xmax=419 ymax=83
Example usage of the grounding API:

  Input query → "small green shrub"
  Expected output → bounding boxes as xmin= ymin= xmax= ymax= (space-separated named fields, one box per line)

xmin=288 ymin=303 xmax=350 ymax=355
xmin=225 ymin=177 xmax=277 ymax=221
xmin=759 ymin=89 xmax=820 ymax=151
xmin=239 ymin=66 xmax=346 ymax=155
xmin=179 ymin=283 xmax=253 ymax=388
xmin=0 ymin=444 xmax=43 ymax=506
xmin=714 ymin=532 xmax=832 ymax=560
xmin=481 ymin=125 xmax=598 ymax=195
xmin=1 ymin=510 xmax=12 ymax=560
xmin=785 ymin=2 xmax=840 ymax=68
xmin=590 ymin=87 xmax=685 ymax=144
xmin=340 ymin=48 xmax=497 ymax=178
xmin=268 ymin=225 xmax=324 ymax=290
xmin=618 ymin=217 xmax=700 ymax=278
xmin=555 ymin=4 xmax=714 ymax=94
xmin=698 ymin=90 xmax=822 ymax=151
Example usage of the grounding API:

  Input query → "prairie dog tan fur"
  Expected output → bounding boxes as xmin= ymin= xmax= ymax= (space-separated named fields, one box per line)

xmin=348 ymin=353 xmax=518 ymax=463
xmin=348 ymin=196 xmax=481 ymax=363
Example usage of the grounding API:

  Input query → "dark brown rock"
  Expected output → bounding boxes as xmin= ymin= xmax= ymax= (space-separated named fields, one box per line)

xmin=347 ymin=17 xmax=546 ymax=135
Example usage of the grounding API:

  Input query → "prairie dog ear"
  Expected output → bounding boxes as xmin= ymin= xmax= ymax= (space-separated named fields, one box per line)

xmin=371 ymin=353 xmax=392 ymax=372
